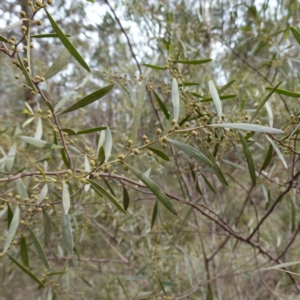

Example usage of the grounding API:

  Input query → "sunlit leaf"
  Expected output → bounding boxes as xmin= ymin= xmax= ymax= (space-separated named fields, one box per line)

xmin=168 ymin=139 xmax=212 ymax=166
xmin=22 ymin=117 xmax=35 ymax=128
xmin=172 ymin=59 xmax=212 ymax=64
xmin=208 ymin=123 xmax=284 ymax=134
xmin=208 ymin=80 xmax=222 ymax=119
xmin=265 ymin=135 xmax=287 ymax=169
xmin=1 ymin=19 xmax=23 ymax=33
xmin=4 ymin=143 xmax=17 ymax=172
xmin=238 ymin=132 xmax=256 ymax=185
xmin=3 ymin=206 xmax=19 ymax=253
xmin=265 ymin=100 xmax=273 ymax=128
xmin=61 ymin=211 xmax=73 ymax=256
xmin=54 ymin=92 xmax=74 ymax=112
xmin=45 ymin=9 xmax=91 ymax=72
xmin=125 ymin=164 xmax=178 ymax=215
xmin=104 ymin=127 xmax=112 ymax=162
xmin=88 ymin=180 xmax=126 ymax=214
xmin=59 ymin=84 xmax=114 ymax=114
xmin=28 ymin=226 xmax=50 ymax=270
xmin=38 ymin=184 xmax=48 ymax=204
xmin=34 ymin=118 xmax=43 ymax=140
xmin=172 ymin=78 xmax=180 ymax=122
xmin=7 ymin=253 xmax=46 ymax=287
xmin=44 ymin=47 xmax=71 ymax=80
xmin=147 ymin=146 xmax=170 ymax=161
xmin=62 ymin=181 xmax=71 ymax=214
xmin=19 ymin=136 xmax=63 ymax=149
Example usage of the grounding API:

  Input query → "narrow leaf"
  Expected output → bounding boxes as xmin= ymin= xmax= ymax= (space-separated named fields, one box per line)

xmin=17 ymin=53 xmax=36 ymax=92
xmin=19 ymin=136 xmax=63 ymax=149
xmin=131 ymin=78 xmax=146 ymax=144
xmin=265 ymin=135 xmax=287 ymax=169
xmin=290 ymin=26 xmax=300 ymax=45
xmin=54 ymin=92 xmax=74 ymax=112
xmin=219 ymin=80 xmax=235 ymax=94
xmin=28 ymin=226 xmax=50 ymax=270
xmin=1 ymin=19 xmax=23 ymax=33
xmin=265 ymin=86 xmax=300 ymax=98
xmin=104 ymin=127 xmax=112 ymax=162
xmin=199 ymin=94 xmax=236 ymax=102
xmin=142 ymin=64 xmax=166 ymax=70
xmin=208 ymin=80 xmax=222 ymax=119
xmin=7 ymin=254 xmax=45 ymax=287
xmin=201 ymin=174 xmax=216 ymax=193
xmin=3 ymin=206 xmax=19 ymax=253
xmin=172 ymin=59 xmax=212 ymax=64
xmin=208 ymin=123 xmax=284 ymax=134
xmin=38 ymin=184 xmax=48 ymax=204
xmin=125 ymin=164 xmax=178 ymax=215
xmin=31 ymin=33 xmax=71 ymax=38
xmin=98 ymin=146 xmax=105 ymax=166
xmin=59 ymin=84 xmax=114 ymax=114
xmin=4 ymin=143 xmax=17 ymax=172
xmin=77 ymin=126 xmax=106 ymax=135
xmin=45 ymin=9 xmax=91 ymax=72
xmin=262 ymin=261 xmax=300 ymax=270
xmin=260 ymin=144 xmax=273 ymax=171
xmin=88 ymin=180 xmax=127 ymax=214
xmin=238 ymin=132 xmax=256 ymax=185
xmin=62 ymin=181 xmax=71 ymax=214
xmin=34 ymin=117 xmax=43 ymax=140
xmin=168 ymin=139 xmax=212 ymax=166
xmin=172 ymin=78 xmax=180 ymax=122
xmin=20 ymin=235 xmax=29 ymax=268
xmin=147 ymin=146 xmax=170 ymax=161
xmin=0 ymin=35 xmax=9 ymax=43
xmin=43 ymin=211 xmax=52 ymax=246
xmin=251 ymin=82 xmax=282 ymax=122
xmin=61 ymin=211 xmax=73 ymax=256
xmin=151 ymin=201 xmax=158 ymax=229
xmin=123 ymin=186 xmax=130 ymax=211
xmin=84 ymin=155 xmax=91 ymax=192
xmin=153 ymin=91 xmax=170 ymax=120
xmin=17 ymin=178 xmax=29 ymax=200
xmin=44 ymin=47 xmax=71 ymax=80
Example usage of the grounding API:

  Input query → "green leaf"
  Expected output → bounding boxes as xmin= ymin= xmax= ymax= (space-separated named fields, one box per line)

xmin=131 ymin=78 xmax=146 ymax=144
xmin=251 ymin=82 xmax=282 ymax=122
xmin=198 ymin=143 xmax=229 ymax=186
xmin=54 ymin=92 xmax=74 ymax=112
xmin=142 ymin=64 xmax=167 ymax=70
xmin=36 ymin=164 xmax=46 ymax=180
xmin=124 ymin=164 xmax=178 ymax=215
xmin=61 ymin=128 xmax=77 ymax=136
xmin=0 ymin=35 xmax=9 ymax=43
xmin=261 ymin=261 xmax=300 ymax=270
xmin=218 ymin=80 xmax=235 ymax=94
xmin=260 ymin=144 xmax=273 ymax=171
xmin=172 ymin=78 xmax=180 ymax=122
xmin=172 ymin=59 xmax=212 ymax=64
xmin=3 ymin=206 xmax=19 ymax=253
xmin=77 ymin=126 xmax=106 ymax=135
xmin=147 ymin=147 xmax=170 ymax=161
xmin=265 ymin=135 xmax=287 ymax=169
xmin=44 ymin=47 xmax=71 ymax=80
xmin=199 ymin=94 xmax=236 ymax=102
xmin=61 ymin=211 xmax=73 ymax=256
xmin=4 ymin=143 xmax=17 ymax=172
xmin=151 ymin=201 xmax=158 ymax=229
xmin=265 ymin=86 xmax=300 ymax=98
xmin=20 ymin=235 xmax=29 ymax=268
xmin=19 ymin=136 xmax=63 ymax=149
xmin=7 ymin=254 xmax=46 ymax=287
xmin=37 ymin=184 xmax=48 ymax=204
xmin=28 ymin=226 xmax=50 ymax=270
xmin=61 ymin=148 xmax=70 ymax=168
xmin=17 ymin=53 xmax=36 ymax=92
xmin=62 ymin=182 xmax=70 ymax=214
xmin=17 ymin=178 xmax=29 ymax=200
xmin=209 ymin=80 xmax=222 ymax=119
xmin=123 ymin=186 xmax=130 ymax=211
xmin=31 ymin=33 xmax=71 ymax=38
xmin=153 ymin=91 xmax=170 ymax=120
xmin=97 ymin=146 xmax=105 ymax=166
xmin=88 ymin=180 xmax=127 ymax=214
xmin=291 ymin=198 xmax=296 ymax=232
xmin=208 ymin=123 xmax=284 ymax=134
xmin=43 ymin=211 xmax=52 ymax=246
xmin=238 ymin=132 xmax=256 ymax=186
xmin=44 ymin=9 xmax=91 ymax=72
xmin=201 ymin=174 xmax=216 ymax=193
xmin=179 ymin=82 xmax=200 ymax=87
xmin=116 ymin=277 xmax=129 ymax=299
xmin=59 ymin=84 xmax=114 ymax=114
xmin=167 ymin=139 xmax=212 ymax=166
xmin=7 ymin=204 xmax=13 ymax=229
xmin=290 ymin=26 xmax=300 ymax=45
